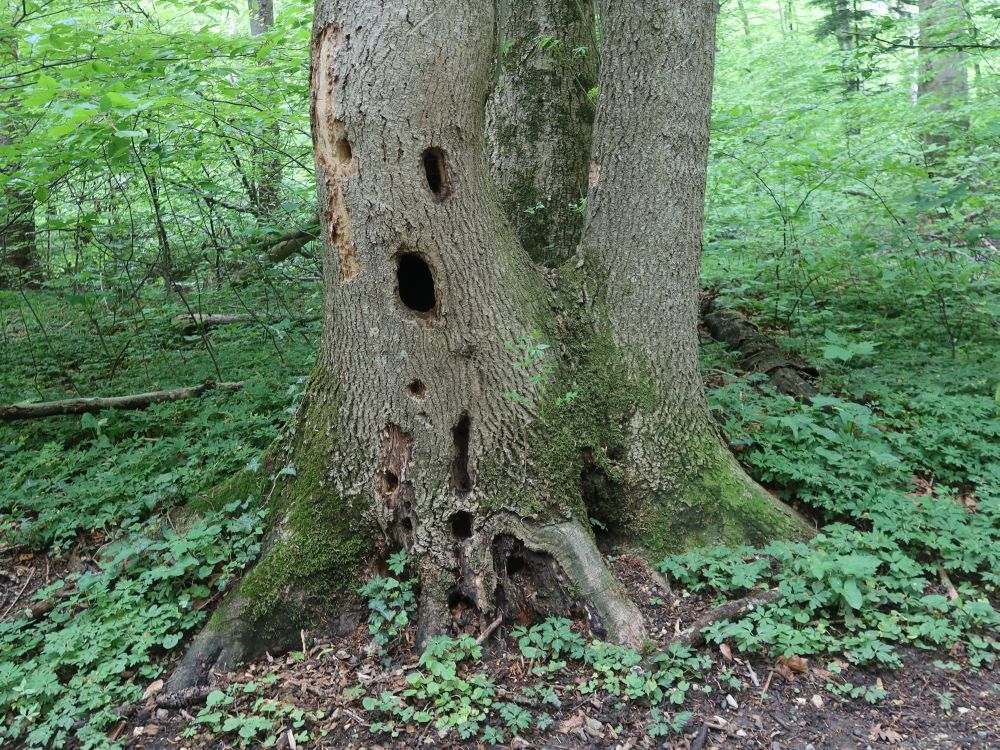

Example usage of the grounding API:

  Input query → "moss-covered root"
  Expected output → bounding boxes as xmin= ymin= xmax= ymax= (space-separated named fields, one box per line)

xmin=165 ymin=591 xmax=296 ymax=692
xmin=642 ymin=447 xmax=815 ymax=559
xmin=520 ymin=520 xmax=647 ymax=648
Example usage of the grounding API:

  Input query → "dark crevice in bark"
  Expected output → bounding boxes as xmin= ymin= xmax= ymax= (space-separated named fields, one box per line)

xmin=396 ymin=253 xmax=437 ymax=318
xmin=335 ymin=137 xmax=353 ymax=164
xmin=579 ymin=447 xmax=624 ymax=536
xmin=490 ymin=534 xmax=596 ymax=633
xmin=405 ymin=379 xmax=427 ymax=400
xmin=421 ymin=147 xmax=451 ymax=200
xmin=396 ymin=252 xmax=438 ymax=316
xmin=450 ymin=413 xmax=472 ymax=493
xmin=449 ymin=510 xmax=474 ymax=538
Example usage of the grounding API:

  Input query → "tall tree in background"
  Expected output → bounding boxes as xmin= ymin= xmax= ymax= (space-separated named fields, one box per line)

xmin=810 ymin=0 xmax=870 ymax=95
xmin=169 ymin=0 xmax=810 ymax=688
xmin=0 ymin=24 xmax=39 ymax=286
xmin=248 ymin=0 xmax=282 ymax=217
xmin=917 ymin=0 xmax=969 ymax=155
xmin=486 ymin=0 xmax=597 ymax=265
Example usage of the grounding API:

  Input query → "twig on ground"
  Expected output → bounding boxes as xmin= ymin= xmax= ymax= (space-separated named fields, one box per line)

xmin=1 ymin=569 xmax=34 ymax=619
xmin=476 ymin=616 xmax=503 ymax=646
xmin=672 ymin=589 xmax=781 ymax=647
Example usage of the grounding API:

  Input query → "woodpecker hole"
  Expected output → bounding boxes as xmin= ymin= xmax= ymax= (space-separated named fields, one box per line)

xmin=335 ymin=137 xmax=353 ymax=165
xmin=421 ymin=147 xmax=451 ymax=199
xmin=405 ymin=379 xmax=427 ymax=400
xmin=449 ymin=511 xmax=474 ymax=539
xmin=396 ymin=253 xmax=437 ymax=316
xmin=451 ymin=413 xmax=471 ymax=493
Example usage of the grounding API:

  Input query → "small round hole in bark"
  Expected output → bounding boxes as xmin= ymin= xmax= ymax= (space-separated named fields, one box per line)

xmin=396 ymin=253 xmax=437 ymax=316
xmin=335 ymin=137 xmax=353 ymax=164
xmin=506 ymin=555 xmax=525 ymax=575
xmin=449 ymin=511 xmax=474 ymax=539
xmin=421 ymin=147 xmax=451 ymax=199
xmin=381 ymin=471 xmax=399 ymax=495
xmin=405 ymin=379 xmax=427 ymax=400
xmin=401 ymin=518 xmax=413 ymax=532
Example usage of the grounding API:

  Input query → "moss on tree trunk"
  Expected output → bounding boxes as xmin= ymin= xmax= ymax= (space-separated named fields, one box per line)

xmin=168 ymin=0 xmax=811 ymax=690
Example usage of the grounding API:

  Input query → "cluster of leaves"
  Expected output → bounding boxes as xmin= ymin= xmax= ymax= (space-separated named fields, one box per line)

xmin=0 ymin=286 xmax=316 ymax=749
xmin=357 ymin=551 xmax=417 ymax=657
xmin=661 ymin=525 xmax=999 ymax=670
xmin=0 ymin=498 xmax=266 ymax=748
xmin=357 ymin=616 xmax=706 ymax=744
xmin=185 ymin=677 xmax=325 ymax=747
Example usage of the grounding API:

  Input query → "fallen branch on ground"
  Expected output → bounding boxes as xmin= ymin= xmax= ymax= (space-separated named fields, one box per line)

xmin=171 ymin=312 xmax=321 ymax=333
xmin=0 ymin=381 xmax=244 ymax=421
xmin=700 ymin=294 xmax=818 ymax=399
xmin=672 ymin=588 xmax=781 ymax=647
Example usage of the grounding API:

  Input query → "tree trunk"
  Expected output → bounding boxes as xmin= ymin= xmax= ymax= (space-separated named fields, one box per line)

xmin=170 ymin=0 xmax=810 ymax=689
xmin=0 ymin=31 xmax=39 ymax=287
xmin=918 ymin=0 xmax=969 ymax=155
xmin=486 ymin=0 xmax=597 ymax=265
xmin=577 ymin=0 xmax=807 ymax=551
xmin=735 ymin=0 xmax=754 ymax=48
xmin=249 ymin=0 xmax=282 ymax=217
xmin=0 ymin=164 xmax=38 ymax=286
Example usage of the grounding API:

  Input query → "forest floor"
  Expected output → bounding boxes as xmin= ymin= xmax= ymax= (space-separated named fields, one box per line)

xmin=98 ymin=547 xmax=998 ymax=750
xmin=2 ymin=263 xmax=997 ymax=750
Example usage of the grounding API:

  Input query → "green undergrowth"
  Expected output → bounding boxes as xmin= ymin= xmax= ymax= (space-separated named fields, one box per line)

xmin=0 ymin=284 xmax=318 ymax=748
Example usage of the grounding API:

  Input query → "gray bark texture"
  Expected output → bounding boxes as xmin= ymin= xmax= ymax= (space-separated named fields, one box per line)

xmin=169 ymin=0 xmax=811 ymax=688
xmin=918 ymin=0 xmax=969 ymax=153
xmin=486 ymin=0 xmax=597 ymax=265
xmin=248 ymin=0 xmax=282 ymax=217
xmin=578 ymin=0 xmax=806 ymax=545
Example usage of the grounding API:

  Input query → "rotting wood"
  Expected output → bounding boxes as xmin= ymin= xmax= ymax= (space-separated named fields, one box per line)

xmin=0 ymin=381 xmax=244 ymax=421
xmin=700 ymin=293 xmax=818 ymax=399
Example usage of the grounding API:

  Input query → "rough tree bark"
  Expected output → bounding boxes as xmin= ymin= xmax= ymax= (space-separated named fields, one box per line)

xmin=486 ymin=0 xmax=597 ymax=265
xmin=248 ymin=0 xmax=283 ymax=217
xmin=0 ymin=31 xmax=39 ymax=287
xmin=169 ymin=0 xmax=810 ymax=689
xmin=918 ymin=0 xmax=969 ymax=155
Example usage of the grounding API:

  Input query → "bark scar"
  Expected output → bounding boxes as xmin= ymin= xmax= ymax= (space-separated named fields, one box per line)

xmin=311 ymin=23 xmax=361 ymax=282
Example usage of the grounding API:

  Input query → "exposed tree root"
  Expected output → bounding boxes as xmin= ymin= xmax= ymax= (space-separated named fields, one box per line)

xmin=0 ymin=380 xmax=244 ymax=421
xmin=700 ymin=294 xmax=818 ymax=399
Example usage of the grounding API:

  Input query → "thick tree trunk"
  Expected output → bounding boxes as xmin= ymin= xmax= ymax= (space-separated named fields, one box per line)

xmin=170 ymin=0 xmax=810 ymax=689
xmin=486 ymin=0 xmax=597 ymax=265
xmin=918 ymin=0 xmax=969 ymax=155
xmin=576 ymin=0 xmax=808 ymax=549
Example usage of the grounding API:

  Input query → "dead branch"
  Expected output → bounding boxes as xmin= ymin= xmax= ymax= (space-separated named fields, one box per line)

xmin=171 ymin=312 xmax=320 ymax=333
xmin=263 ymin=218 xmax=320 ymax=264
xmin=0 ymin=381 xmax=244 ymax=421
xmin=700 ymin=294 xmax=818 ymax=399
xmin=672 ymin=589 xmax=781 ymax=647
